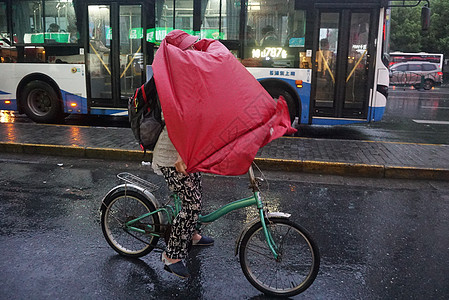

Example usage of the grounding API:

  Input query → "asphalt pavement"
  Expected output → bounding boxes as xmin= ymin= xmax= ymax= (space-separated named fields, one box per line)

xmin=2 ymin=154 xmax=448 ymax=299
xmin=0 ymin=121 xmax=448 ymax=181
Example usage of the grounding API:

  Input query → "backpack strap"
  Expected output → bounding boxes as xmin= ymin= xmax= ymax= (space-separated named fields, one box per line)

xmin=140 ymin=84 xmax=147 ymax=102
xmin=132 ymin=87 xmax=139 ymax=112
xmin=140 ymin=84 xmax=151 ymax=112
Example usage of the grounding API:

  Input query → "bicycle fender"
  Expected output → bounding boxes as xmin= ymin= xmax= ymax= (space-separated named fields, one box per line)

xmin=234 ymin=212 xmax=291 ymax=256
xmin=101 ymin=183 xmax=162 ymax=217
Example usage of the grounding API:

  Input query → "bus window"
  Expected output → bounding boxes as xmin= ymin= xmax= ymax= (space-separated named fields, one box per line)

xmin=119 ymin=5 xmax=143 ymax=99
xmin=1 ymin=2 xmax=16 ymax=63
xmin=344 ymin=13 xmax=371 ymax=111
xmin=155 ymin=0 xmax=172 ymax=31
xmin=88 ymin=5 xmax=112 ymax=99
xmin=44 ymin=0 xmax=79 ymax=43
xmin=201 ymin=0 xmax=239 ymax=40
xmin=12 ymin=0 xmax=78 ymax=44
xmin=243 ymin=0 xmax=306 ymax=68
xmin=0 ymin=2 xmax=8 ymax=42
xmin=175 ymin=0 xmax=194 ymax=30
xmin=154 ymin=0 xmax=194 ymax=40
xmin=315 ymin=12 xmax=339 ymax=108
xmin=13 ymin=0 xmax=44 ymax=44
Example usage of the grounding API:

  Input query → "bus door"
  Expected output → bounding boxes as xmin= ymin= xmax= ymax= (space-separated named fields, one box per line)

xmin=312 ymin=9 xmax=376 ymax=120
xmin=86 ymin=3 xmax=144 ymax=110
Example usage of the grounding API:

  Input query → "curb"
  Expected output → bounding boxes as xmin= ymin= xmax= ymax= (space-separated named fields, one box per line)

xmin=1 ymin=142 xmax=448 ymax=181
xmin=0 ymin=142 xmax=152 ymax=161
xmin=255 ymin=158 xmax=449 ymax=181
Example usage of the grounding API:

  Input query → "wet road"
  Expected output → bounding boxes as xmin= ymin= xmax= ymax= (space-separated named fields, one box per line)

xmin=1 ymin=88 xmax=448 ymax=145
xmin=296 ymin=88 xmax=449 ymax=145
xmin=1 ymin=153 xmax=448 ymax=299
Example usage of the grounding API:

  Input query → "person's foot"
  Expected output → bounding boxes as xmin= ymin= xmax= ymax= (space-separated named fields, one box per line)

xmin=192 ymin=235 xmax=214 ymax=246
xmin=161 ymin=252 xmax=190 ymax=279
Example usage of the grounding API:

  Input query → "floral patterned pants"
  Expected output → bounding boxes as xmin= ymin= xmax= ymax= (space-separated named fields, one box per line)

xmin=160 ymin=167 xmax=202 ymax=259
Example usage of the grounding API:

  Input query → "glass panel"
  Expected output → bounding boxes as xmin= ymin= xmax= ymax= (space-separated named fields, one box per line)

xmin=175 ymin=0 xmax=193 ymax=30
xmin=382 ymin=8 xmax=390 ymax=66
xmin=243 ymin=0 xmax=306 ymax=68
xmin=422 ymin=64 xmax=436 ymax=71
xmin=344 ymin=13 xmax=370 ymax=110
xmin=88 ymin=5 xmax=112 ymax=99
xmin=44 ymin=0 xmax=79 ymax=43
xmin=152 ymin=0 xmax=239 ymax=43
xmin=0 ymin=2 xmax=8 ymax=42
xmin=408 ymin=64 xmax=421 ymax=71
xmin=152 ymin=0 xmax=193 ymax=43
xmin=395 ymin=65 xmax=407 ymax=71
xmin=315 ymin=13 xmax=339 ymax=108
xmin=12 ymin=0 xmax=44 ymax=44
xmin=11 ymin=0 xmax=78 ymax=45
xmin=155 ymin=0 xmax=173 ymax=31
xmin=119 ymin=5 xmax=143 ymax=100
xmin=201 ymin=0 xmax=239 ymax=40
xmin=0 ymin=2 xmax=16 ymax=63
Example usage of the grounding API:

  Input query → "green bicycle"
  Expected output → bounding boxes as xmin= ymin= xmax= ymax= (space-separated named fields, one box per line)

xmin=100 ymin=166 xmax=320 ymax=297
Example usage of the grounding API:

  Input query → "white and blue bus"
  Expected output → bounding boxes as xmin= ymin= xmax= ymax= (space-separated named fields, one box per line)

xmin=0 ymin=0 xmax=392 ymax=125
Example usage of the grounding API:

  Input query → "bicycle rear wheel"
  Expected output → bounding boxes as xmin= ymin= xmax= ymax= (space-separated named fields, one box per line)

xmin=100 ymin=190 xmax=160 ymax=258
xmin=239 ymin=218 xmax=320 ymax=297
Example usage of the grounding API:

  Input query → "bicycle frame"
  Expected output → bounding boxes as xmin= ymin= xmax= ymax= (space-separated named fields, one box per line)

xmin=122 ymin=167 xmax=279 ymax=259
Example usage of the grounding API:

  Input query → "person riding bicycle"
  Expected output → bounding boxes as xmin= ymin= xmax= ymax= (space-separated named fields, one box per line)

xmin=152 ymin=30 xmax=214 ymax=279
xmin=151 ymin=29 xmax=295 ymax=279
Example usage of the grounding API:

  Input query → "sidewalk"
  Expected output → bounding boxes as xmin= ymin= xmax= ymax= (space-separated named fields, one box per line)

xmin=0 ymin=122 xmax=448 ymax=180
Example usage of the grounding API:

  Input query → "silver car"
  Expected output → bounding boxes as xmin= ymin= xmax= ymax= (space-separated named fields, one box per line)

xmin=389 ymin=62 xmax=442 ymax=90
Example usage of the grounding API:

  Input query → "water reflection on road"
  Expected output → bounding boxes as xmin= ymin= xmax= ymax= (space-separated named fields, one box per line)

xmin=4 ymin=123 xmax=17 ymax=143
xmin=386 ymin=88 xmax=449 ymax=121
xmin=0 ymin=110 xmax=15 ymax=123
xmin=296 ymin=87 xmax=449 ymax=145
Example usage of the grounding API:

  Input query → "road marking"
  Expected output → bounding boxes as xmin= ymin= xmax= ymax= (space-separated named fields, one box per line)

xmin=413 ymin=119 xmax=449 ymax=125
xmin=421 ymin=106 xmax=449 ymax=110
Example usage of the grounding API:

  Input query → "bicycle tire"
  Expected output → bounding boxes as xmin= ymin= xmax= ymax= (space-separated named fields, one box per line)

xmin=100 ymin=190 xmax=160 ymax=258
xmin=239 ymin=218 xmax=320 ymax=297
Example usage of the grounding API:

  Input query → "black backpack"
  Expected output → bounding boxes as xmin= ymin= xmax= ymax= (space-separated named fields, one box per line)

xmin=128 ymin=76 xmax=164 ymax=153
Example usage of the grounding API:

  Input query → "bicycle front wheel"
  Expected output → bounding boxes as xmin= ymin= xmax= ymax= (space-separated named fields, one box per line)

xmin=239 ymin=218 xmax=320 ymax=297
xmin=100 ymin=190 xmax=160 ymax=258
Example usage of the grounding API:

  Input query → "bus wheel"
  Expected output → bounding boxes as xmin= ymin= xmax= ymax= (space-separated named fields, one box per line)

xmin=267 ymin=87 xmax=298 ymax=124
xmin=22 ymin=81 xmax=63 ymax=123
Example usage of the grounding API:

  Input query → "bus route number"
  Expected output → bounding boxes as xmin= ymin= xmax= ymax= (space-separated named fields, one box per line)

xmin=252 ymin=47 xmax=288 ymax=59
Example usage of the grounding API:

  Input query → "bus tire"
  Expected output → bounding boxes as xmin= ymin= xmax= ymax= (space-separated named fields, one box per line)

xmin=266 ymin=87 xmax=298 ymax=124
xmin=22 ymin=80 xmax=63 ymax=123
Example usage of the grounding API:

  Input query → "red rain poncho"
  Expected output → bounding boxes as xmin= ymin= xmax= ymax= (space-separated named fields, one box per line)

xmin=152 ymin=33 xmax=296 ymax=176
